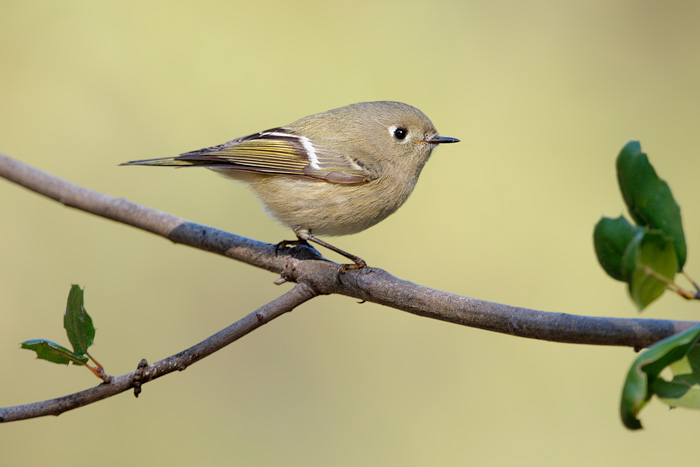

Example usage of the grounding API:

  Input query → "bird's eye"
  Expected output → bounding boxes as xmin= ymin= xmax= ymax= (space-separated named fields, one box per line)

xmin=393 ymin=127 xmax=408 ymax=140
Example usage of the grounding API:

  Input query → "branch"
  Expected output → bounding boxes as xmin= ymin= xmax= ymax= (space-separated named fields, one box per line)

xmin=1 ymin=153 xmax=696 ymax=348
xmin=0 ymin=282 xmax=316 ymax=422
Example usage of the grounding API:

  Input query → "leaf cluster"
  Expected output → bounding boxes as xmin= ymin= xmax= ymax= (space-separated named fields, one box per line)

xmin=20 ymin=285 xmax=107 ymax=381
xmin=594 ymin=141 xmax=700 ymax=429
xmin=594 ymin=141 xmax=686 ymax=310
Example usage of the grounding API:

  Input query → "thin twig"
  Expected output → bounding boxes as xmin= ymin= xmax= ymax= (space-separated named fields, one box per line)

xmin=683 ymin=271 xmax=700 ymax=295
xmin=0 ymin=283 xmax=316 ymax=422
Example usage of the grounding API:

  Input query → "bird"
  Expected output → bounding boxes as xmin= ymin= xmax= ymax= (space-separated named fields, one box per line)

xmin=122 ymin=101 xmax=459 ymax=269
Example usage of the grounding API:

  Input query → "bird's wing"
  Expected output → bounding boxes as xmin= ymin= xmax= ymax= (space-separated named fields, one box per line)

xmin=123 ymin=128 xmax=375 ymax=184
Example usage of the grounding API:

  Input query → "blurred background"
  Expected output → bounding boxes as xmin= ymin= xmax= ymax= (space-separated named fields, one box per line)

xmin=1 ymin=1 xmax=699 ymax=465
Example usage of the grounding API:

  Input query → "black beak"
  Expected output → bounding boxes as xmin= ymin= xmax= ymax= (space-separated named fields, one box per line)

xmin=422 ymin=135 xmax=460 ymax=144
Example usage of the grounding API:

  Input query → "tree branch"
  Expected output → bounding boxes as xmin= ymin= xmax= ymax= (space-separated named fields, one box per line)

xmin=1 ymin=153 xmax=696 ymax=349
xmin=0 ymin=282 xmax=316 ymax=422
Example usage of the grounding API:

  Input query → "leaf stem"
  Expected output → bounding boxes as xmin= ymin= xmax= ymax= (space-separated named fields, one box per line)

xmin=86 ymin=352 xmax=103 ymax=371
xmin=683 ymin=271 xmax=700 ymax=293
xmin=643 ymin=267 xmax=698 ymax=301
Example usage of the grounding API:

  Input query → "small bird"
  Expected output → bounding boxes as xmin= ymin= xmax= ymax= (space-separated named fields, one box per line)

xmin=123 ymin=101 xmax=459 ymax=269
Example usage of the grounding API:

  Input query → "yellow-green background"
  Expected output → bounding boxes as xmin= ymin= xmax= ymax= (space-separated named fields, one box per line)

xmin=2 ymin=1 xmax=699 ymax=465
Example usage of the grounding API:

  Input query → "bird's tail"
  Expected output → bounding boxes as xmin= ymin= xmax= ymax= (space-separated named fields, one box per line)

xmin=120 ymin=157 xmax=196 ymax=167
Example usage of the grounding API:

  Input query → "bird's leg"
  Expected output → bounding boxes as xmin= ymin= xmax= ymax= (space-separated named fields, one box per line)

xmin=304 ymin=234 xmax=367 ymax=272
xmin=282 ymin=229 xmax=368 ymax=272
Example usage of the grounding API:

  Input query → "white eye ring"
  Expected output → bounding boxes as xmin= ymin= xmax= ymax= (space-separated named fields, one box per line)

xmin=388 ymin=125 xmax=408 ymax=141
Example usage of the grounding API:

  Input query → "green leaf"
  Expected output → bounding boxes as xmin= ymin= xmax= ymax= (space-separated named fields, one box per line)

xmin=654 ymin=381 xmax=700 ymax=409
xmin=616 ymin=141 xmax=686 ymax=270
xmin=20 ymin=339 xmax=89 ymax=366
xmin=620 ymin=324 xmax=700 ymax=430
xmin=593 ymin=216 xmax=644 ymax=281
xmin=620 ymin=230 xmax=645 ymax=283
xmin=624 ymin=230 xmax=678 ymax=310
xmin=63 ymin=284 xmax=95 ymax=355
xmin=655 ymin=345 xmax=700 ymax=409
xmin=669 ymin=343 xmax=700 ymax=382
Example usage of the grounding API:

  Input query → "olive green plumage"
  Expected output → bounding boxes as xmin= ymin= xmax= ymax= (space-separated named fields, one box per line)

xmin=123 ymin=101 xmax=459 ymax=267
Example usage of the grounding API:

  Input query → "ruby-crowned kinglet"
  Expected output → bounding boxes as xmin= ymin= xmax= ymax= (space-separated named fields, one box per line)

xmin=123 ymin=101 xmax=459 ymax=269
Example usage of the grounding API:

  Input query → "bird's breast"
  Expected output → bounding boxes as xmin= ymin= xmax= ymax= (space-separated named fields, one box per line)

xmin=245 ymin=174 xmax=417 ymax=236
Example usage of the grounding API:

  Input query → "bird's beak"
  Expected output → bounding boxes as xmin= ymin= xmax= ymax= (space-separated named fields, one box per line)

xmin=419 ymin=135 xmax=460 ymax=144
